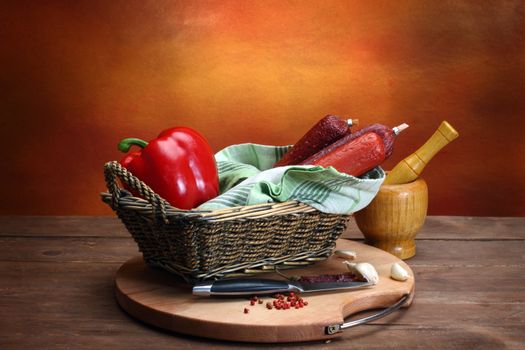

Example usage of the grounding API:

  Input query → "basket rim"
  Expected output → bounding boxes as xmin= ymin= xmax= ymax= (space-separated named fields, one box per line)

xmin=101 ymin=191 xmax=324 ymax=221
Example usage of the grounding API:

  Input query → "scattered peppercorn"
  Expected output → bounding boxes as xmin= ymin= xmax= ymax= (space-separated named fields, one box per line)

xmin=242 ymin=292 xmax=309 ymax=313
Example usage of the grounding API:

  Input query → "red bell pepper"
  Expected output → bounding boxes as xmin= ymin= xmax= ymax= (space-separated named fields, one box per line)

xmin=118 ymin=127 xmax=219 ymax=210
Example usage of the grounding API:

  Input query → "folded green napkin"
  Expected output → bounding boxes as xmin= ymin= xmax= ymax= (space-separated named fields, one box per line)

xmin=198 ymin=143 xmax=385 ymax=215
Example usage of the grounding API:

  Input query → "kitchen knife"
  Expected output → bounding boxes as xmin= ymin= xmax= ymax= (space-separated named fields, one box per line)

xmin=192 ymin=278 xmax=372 ymax=296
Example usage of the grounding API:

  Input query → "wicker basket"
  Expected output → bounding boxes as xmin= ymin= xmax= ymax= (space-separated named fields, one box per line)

xmin=102 ymin=161 xmax=350 ymax=282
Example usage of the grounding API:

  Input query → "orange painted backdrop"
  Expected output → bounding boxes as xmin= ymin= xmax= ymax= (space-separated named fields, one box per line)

xmin=1 ymin=1 xmax=524 ymax=216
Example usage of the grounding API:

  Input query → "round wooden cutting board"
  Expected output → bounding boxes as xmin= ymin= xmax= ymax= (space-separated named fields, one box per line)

xmin=115 ymin=239 xmax=415 ymax=343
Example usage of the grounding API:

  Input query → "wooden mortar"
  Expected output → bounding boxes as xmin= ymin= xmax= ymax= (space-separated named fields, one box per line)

xmin=354 ymin=178 xmax=428 ymax=260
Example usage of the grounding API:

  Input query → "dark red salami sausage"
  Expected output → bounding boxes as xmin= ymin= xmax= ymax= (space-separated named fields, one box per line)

xmin=274 ymin=115 xmax=356 ymax=167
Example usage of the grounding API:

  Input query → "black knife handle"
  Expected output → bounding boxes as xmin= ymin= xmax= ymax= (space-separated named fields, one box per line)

xmin=193 ymin=278 xmax=293 ymax=296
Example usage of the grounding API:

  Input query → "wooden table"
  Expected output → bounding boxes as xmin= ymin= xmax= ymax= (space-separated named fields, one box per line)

xmin=0 ymin=216 xmax=523 ymax=349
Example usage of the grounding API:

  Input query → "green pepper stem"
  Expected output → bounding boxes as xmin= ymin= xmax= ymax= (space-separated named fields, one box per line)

xmin=118 ymin=138 xmax=149 ymax=153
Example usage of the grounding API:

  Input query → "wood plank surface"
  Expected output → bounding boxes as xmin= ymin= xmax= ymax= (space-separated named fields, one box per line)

xmin=1 ymin=236 xmax=523 ymax=267
xmin=0 ymin=216 xmax=524 ymax=349
xmin=0 ymin=216 xmax=128 ymax=238
xmin=344 ymin=216 xmax=525 ymax=241
xmin=1 ymin=215 xmax=524 ymax=240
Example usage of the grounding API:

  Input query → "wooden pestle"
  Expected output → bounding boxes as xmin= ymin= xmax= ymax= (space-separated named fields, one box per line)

xmin=384 ymin=121 xmax=459 ymax=185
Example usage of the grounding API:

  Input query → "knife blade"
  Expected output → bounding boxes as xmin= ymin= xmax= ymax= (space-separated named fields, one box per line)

xmin=192 ymin=278 xmax=372 ymax=296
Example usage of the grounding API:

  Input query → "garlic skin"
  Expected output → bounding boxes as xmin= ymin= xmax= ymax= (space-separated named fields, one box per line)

xmin=343 ymin=261 xmax=379 ymax=285
xmin=334 ymin=250 xmax=357 ymax=260
xmin=390 ymin=263 xmax=409 ymax=281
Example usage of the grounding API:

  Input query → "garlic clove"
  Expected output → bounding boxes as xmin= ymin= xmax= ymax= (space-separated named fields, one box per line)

xmin=343 ymin=261 xmax=379 ymax=285
xmin=390 ymin=263 xmax=409 ymax=281
xmin=334 ymin=250 xmax=357 ymax=260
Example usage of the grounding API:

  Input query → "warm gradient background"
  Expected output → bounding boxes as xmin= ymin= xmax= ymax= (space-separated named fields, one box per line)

xmin=1 ymin=1 xmax=524 ymax=216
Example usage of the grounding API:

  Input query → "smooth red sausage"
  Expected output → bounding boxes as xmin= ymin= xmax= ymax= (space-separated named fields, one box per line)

xmin=303 ymin=132 xmax=386 ymax=177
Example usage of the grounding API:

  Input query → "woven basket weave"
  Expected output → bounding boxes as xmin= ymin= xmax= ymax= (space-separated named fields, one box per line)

xmin=102 ymin=161 xmax=350 ymax=282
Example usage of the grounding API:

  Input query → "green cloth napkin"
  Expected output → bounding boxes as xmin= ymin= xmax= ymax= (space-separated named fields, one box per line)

xmin=198 ymin=143 xmax=385 ymax=215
